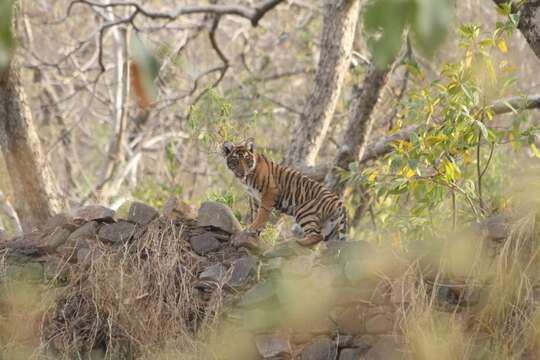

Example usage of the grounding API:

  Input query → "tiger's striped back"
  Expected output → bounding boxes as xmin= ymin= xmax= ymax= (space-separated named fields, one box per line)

xmin=222 ymin=138 xmax=347 ymax=245
xmin=245 ymin=154 xmax=347 ymax=242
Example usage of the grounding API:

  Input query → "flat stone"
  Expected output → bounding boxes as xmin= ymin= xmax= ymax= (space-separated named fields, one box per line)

xmin=243 ymin=308 xmax=284 ymax=333
xmin=255 ymin=335 xmax=291 ymax=358
xmin=227 ymin=256 xmax=258 ymax=288
xmin=68 ymin=221 xmax=98 ymax=244
xmin=0 ymin=229 xmax=10 ymax=242
xmin=334 ymin=286 xmax=379 ymax=306
xmin=261 ymin=257 xmax=284 ymax=273
xmin=97 ymin=221 xmax=136 ymax=244
xmin=238 ymin=281 xmax=277 ymax=308
xmin=77 ymin=247 xmax=91 ymax=264
xmin=44 ymin=227 xmax=72 ymax=250
xmin=72 ymin=205 xmax=115 ymax=222
xmin=128 ymin=202 xmax=159 ymax=225
xmin=231 ymin=231 xmax=261 ymax=252
xmin=483 ymin=214 xmax=510 ymax=241
xmin=337 ymin=335 xmax=354 ymax=348
xmin=282 ymin=254 xmax=314 ymax=278
xmin=44 ymin=258 xmax=67 ymax=281
xmin=333 ymin=307 xmax=364 ymax=335
xmin=352 ymin=334 xmax=377 ymax=352
xmin=197 ymin=201 xmax=242 ymax=234
xmin=435 ymin=284 xmax=481 ymax=307
xmin=322 ymin=240 xmax=375 ymax=262
xmin=189 ymin=232 xmax=222 ymax=255
xmin=300 ymin=336 xmax=337 ymax=360
xmin=339 ymin=348 xmax=365 ymax=360
xmin=263 ymin=240 xmax=312 ymax=259
xmin=41 ymin=213 xmax=73 ymax=233
xmin=365 ymin=314 xmax=394 ymax=334
xmin=364 ymin=335 xmax=406 ymax=360
xmin=199 ymin=263 xmax=226 ymax=283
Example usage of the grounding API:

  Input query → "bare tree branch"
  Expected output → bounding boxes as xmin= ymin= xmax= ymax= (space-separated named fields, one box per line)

xmin=68 ymin=0 xmax=286 ymax=26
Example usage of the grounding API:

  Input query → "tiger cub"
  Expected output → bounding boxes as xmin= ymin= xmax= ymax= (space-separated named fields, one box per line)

xmin=222 ymin=138 xmax=347 ymax=246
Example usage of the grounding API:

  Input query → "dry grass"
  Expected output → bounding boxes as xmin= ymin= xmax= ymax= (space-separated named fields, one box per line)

xmin=42 ymin=218 xmax=224 ymax=359
xmin=400 ymin=212 xmax=540 ymax=359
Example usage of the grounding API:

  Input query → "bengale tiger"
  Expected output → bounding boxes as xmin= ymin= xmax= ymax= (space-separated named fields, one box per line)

xmin=222 ymin=138 xmax=347 ymax=246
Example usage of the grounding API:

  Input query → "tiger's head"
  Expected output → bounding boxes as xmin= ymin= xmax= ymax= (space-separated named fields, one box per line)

xmin=222 ymin=138 xmax=257 ymax=179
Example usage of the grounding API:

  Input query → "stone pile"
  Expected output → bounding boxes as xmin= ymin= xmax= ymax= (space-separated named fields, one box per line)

xmin=0 ymin=200 xmax=531 ymax=360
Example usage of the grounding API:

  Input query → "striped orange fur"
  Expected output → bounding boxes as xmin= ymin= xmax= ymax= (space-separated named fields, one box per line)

xmin=222 ymin=138 xmax=347 ymax=246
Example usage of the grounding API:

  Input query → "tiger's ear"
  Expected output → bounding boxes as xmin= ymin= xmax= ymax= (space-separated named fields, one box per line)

xmin=245 ymin=138 xmax=255 ymax=152
xmin=222 ymin=141 xmax=234 ymax=156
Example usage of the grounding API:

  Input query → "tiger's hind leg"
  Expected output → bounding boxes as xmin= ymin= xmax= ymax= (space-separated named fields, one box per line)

xmin=295 ymin=213 xmax=323 ymax=247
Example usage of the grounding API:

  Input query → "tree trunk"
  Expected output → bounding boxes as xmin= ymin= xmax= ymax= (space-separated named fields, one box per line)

xmin=325 ymin=65 xmax=391 ymax=192
xmin=493 ymin=0 xmax=540 ymax=61
xmin=284 ymin=0 xmax=361 ymax=167
xmin=0 ymin=2 xmax=60 ymax=232
xmin=0 ymin=59 xmax=61 ymax=231
xmin=517 ymin=0 xmax=540 ymax=61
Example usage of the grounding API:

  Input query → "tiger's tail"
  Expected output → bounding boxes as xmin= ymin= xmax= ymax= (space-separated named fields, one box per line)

xmin=337 ymin=203 xmax=348 ymax=241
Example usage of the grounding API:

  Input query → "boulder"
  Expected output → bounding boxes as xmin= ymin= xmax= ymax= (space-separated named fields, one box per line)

xmin=364 ymin=335 xmax=406 ymax=360
xmin=41 ymin=213 xmax=73 ymax=233
xmin=300 ymin=336 xmax=337 ymax=360
xmin=77 ymin=247 xmax=91 ymax=264
xmin=281 ymin=254 xmax=314 ymax=278
xmin=227 ymin=256 xmax=258 ymax=288
xmin=365 ymin=314 xmax=394 ymax=334
xmin=339 ymin=348 xmax=365 ymax=360
xmin=238 ymin=281 xmax=277 ymax=308
xmin=72 ymin=205 xmax=115 ymax=222
xmin=352 ymin=334 xmax=376 ymax=352
xmin=333 ymin=307 xmax=364 ymax=335
xmin=128 ymin=202 xmax=159 ymax=225
xmin=197 ymin=201 xmax=242 ymax=234
xmin=97 ymin=221 xmax=136 ymax=244
xmin=68 ymin=221 xmax=98 ymax=244
xmin=44 ymin=227 xmax=72 ymax=250
xmin=199 ymin=263 xmax=227 ymax=283
xmin=482 ymin=214 xmax=510 ymax=242
xmin=263 ymin=240 xmax=311 ymax=259
xmin=255 ymin=335 xmax=291 ymax=358
xmin=189 ymin=232 xmax=222 ymax=255
xmin=0 ymin=229 xmax=9 ymax=242
xmin=231 ymin=231 xmax=261 ymax=252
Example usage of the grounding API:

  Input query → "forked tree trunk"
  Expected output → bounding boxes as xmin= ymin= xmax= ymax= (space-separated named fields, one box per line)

xmin=284 ymin=0 xmax=361 ymax=167
xmin=0 ymin=4 xmax=60 ymax=232
xmin=325 ymin=65 xmax=391 ymax=193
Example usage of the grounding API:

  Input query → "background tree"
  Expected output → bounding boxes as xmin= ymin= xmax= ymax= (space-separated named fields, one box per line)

xmin=284 ymin=0 xmax=361 ymax=168
xmin=0 ymin=0 xmax=60 ymax=232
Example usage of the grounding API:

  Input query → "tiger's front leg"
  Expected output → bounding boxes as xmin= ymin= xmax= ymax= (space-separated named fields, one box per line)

xmin=247 ymin=188 xmax=276 ymax=233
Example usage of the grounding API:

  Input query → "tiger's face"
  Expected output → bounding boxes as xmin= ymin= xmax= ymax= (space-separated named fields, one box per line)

xmin=222 ymin=139 xmax=257 ymax=179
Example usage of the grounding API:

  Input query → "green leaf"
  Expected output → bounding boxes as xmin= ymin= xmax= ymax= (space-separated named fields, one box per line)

xmin=363 ymin=0 xmax=412 ymax=68
xmin=410 ymin=0 xmax=454 ymax=58
xmin=531 ymin=143 xmax=540 ymax=159
xmin=475 ymin=120 xmax=489 ymax=140
xmin=0 ymin=0 xmax=14 ymax=70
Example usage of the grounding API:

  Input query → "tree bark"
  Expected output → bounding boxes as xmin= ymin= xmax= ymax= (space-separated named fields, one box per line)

xmin=0 ymin=60 xmax=61 ymax=232
xmin=325 ymin=65 xmax=391 ymax=192
xmin=284 ymin=0 xmax=361 ymax=167
xmin=493 ymin=0 xmax=540 ymax=61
